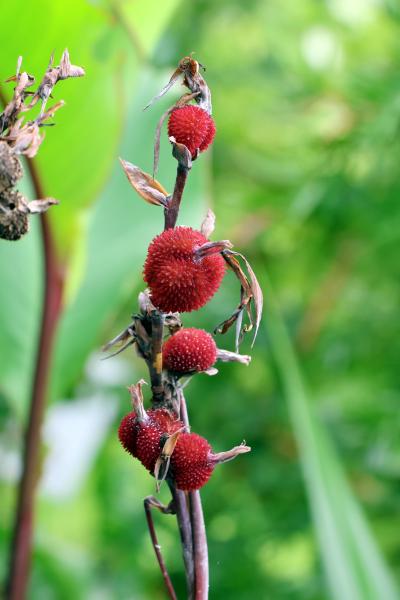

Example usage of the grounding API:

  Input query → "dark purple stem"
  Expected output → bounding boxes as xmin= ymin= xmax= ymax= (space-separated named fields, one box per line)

xmin=6 ymin=158 xmax=64 ymax=600
xmin=164 ymin=164 xmax=189 ymax=230
xmin=144 ymin=497 xmax=178 ymax=600
xmin=178 ymin=388 xmax=209 ymax=599
xmin=168 ymin=483 xmax=195 ymax=599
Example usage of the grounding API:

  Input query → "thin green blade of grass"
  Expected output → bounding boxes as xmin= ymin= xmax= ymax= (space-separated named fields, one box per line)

xmin=263 ymin=276 xmax=398 ymax=600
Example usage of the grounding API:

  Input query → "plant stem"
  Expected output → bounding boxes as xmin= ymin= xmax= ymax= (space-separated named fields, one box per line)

xmin=178 ymin=389 xmax=209 ymax=599
xmin=6 ymin=160 xmax=64 ymax=600
xmin=164 ymin=164 xmax=189 ymax=230
xmin=168 ymin=483 xmax=195 ymax=599
xmin=144 ymin=497 xmax=178 ymax=600
xmin=150 ymin=311 xmax=164 ymax=402
xmin=189 ymin=492 xmax=209 ymax=600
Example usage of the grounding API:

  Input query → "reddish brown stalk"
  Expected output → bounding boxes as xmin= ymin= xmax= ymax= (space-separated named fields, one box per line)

xmin=178 ymin=388 xmax=209 ymax=600
xmin=6 ymin=157 xmax=64 ymax=599
xmin=144 ymin=497 xmax=178 ymax=600
xmin=164 ymin=164 xmax=189 ymax=229
xmin=189 ymin=492 xmax=209 ymax=600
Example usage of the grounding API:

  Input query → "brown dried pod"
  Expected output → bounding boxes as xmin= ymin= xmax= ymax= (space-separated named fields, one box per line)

xmin=0 ymin=189 xmax=29 ymax=241
xmin=0 ymin=142 xmax=23 ymax=192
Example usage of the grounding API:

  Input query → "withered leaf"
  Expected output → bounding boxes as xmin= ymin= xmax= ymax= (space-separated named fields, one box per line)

xmin=27 ymin=198 xmax=59 ymax=213
xmin=169 ymin=136 xmax=192 ymax=170
xmin=154 ymin=429 xmax=182 ymax=492
xmin=59 ymin=49 xmax=85 ymax=80
xmin=200 ymin=208 xmax=216 ymax=239
xmin=203 ymin=367 xmax=218 ymax=376
xmin=211 ymin=443 xmax=251 ymax=465
xmin=229 ymin=250 xmax=263 ymax=347
xmin=215 ymin=250 xmax=263 ymax=349
xmin=119 ymin=159 xmax=169 ymax=207
xmin=11 ymin=122 xmax=44 ymax=157
xmin=143 ymin=67 xmax=182 ymax=111
xmin=216 ymin=348 xmax=251 ymax=366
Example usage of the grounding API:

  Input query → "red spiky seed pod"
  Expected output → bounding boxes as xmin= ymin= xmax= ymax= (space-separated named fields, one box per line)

xmin=163 ymin=328 xmax=217 ymax=373
xmin=171 ymin=432 xmax=214 ymax=491
xmin=143 ymin=226 xmax=225 ymax=313
xmin=149 ymin=408 xmax=183 ymax=435
xmin=118 ymin=408 xmax=184 ymax=472
xmin=167 ymin=105 xmax=216 ymax=158
xmin=135 ymin=421 xmax=165 ymax=471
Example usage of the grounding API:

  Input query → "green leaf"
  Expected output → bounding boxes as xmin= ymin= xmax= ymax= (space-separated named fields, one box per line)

xmin=0 ymin=219 xmax=41 ymax=416
xmin=263 ymin=276 xmax=399 ymax=600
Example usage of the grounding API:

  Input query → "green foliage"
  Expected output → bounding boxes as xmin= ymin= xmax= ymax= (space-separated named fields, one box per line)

xmin=1 ymin=0 xmax=400 ymax=598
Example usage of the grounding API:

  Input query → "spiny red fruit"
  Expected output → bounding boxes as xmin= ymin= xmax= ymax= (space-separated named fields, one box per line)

xmin=171 ymin=432 xmax=214 ymax=491
xmin=163 ymin=328 xmax=217 ymax=373
xmin=118 ymin=408 xmax=183 ymax=472
xmin=143 ymin=227 xmax=225 ymax=313
xmin=135 ymin=421 xmax=165 ymax=471
xmin=168 ymin=105 xmax=216 ymax=158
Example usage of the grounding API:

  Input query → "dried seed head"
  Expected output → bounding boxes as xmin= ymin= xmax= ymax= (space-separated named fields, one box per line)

xmin=163 ymin=328 xmax=217 ymax=373
xmin=0 ymin=189 xmax=29 ymax=241
xmin=143 ymin=226 xmax=225 ymax=313
xmin=0 ymin=142 xmax=23 ymax=192
xmin=167 ymin=105 xmax=216 ymax=158
xmin=171 ymin=432 xmax=214 ymax=491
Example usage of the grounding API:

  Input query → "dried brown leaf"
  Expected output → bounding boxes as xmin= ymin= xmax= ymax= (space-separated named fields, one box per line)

xmin=119 ymin=159 xmax=169 ymax=207
xmin=27 ymin=198 xmax=59 ymax=213
xmin=229 ymin=250 xmax=263 ymax=347
xmin=200 ymin=209 xmax=216 ymax=239
xmin=169 ymin=136 xmax=192 ymax=169
xmin=216 ymin=349 xmax=251 ymax=365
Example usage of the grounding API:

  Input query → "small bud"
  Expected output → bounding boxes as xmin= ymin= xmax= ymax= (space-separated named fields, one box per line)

xmin=163 ymin=328 xmax=217 ymax=374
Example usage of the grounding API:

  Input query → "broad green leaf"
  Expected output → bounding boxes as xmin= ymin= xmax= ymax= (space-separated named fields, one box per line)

xmin=263 ymin=275 xmax=399 ymax=600
xmin=0 ymin=219 xmax=41 ymax=417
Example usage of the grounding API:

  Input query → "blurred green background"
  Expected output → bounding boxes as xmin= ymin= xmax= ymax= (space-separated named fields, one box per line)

xmin=1 ymin=0 xmax=400 ymax=598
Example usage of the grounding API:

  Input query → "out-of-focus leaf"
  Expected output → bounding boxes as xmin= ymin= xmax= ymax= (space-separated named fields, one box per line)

xmin=0 ymin=212 xmax=41 ymax=416
xmin=264 ymin=275 xmax=399 ymax=600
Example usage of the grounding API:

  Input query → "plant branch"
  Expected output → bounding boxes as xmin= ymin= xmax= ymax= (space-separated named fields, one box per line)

xmin=150 ymin=310 xmax=164 ymax=402
xmin=144 ymin=496 xmax=178 ymax=600
xmin=6 ymin=158 xmax=64 ymax=600
xmin=168 ymin=483 xmax=195 ymax=599
xmin=178 ymin=389 xmax=209 ymax=600
xmin=164 ymin=164 xmax=189 ymax=230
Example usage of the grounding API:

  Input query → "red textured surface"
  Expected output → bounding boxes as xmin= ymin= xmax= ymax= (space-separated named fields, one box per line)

xmin=171 ymin=432 xmax=214 ymax=491
xmin=136 ymin=422 xmax=164 ymax=471
xmin=118 ymin=409 xmax=184 ymax=472
xmin=143 ymin=227 xmax=225 ymax=313
xmin=118 ymin=412 xmax=138 ymax=456
xmin=167 ymin=105 xmax=216 ymax=158
xmin=163 ymin=328 xmax=217 ymax=373
xmin=149 ymin=408 xmax=184 ymax=434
